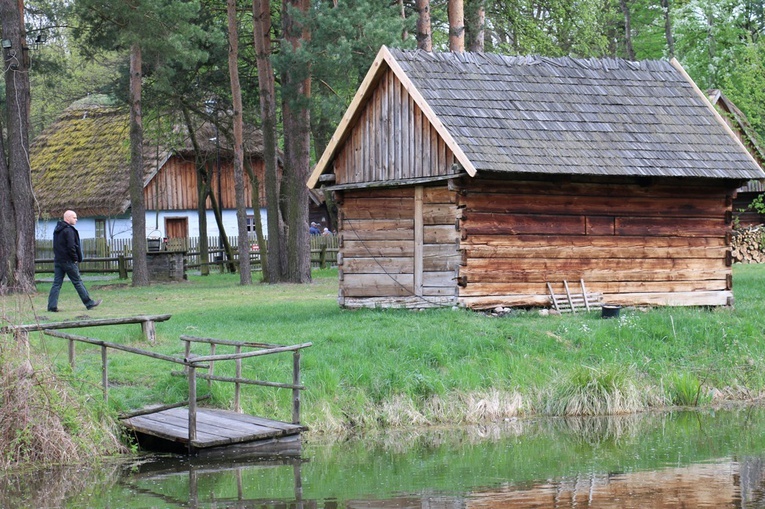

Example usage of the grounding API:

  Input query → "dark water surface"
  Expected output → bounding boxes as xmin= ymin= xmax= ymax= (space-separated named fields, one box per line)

xmin=4 ymin=407 xmax=765 ymax=508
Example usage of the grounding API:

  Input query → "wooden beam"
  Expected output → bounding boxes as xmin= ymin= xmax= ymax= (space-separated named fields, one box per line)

xmin=414 ymin=186 xmax=424 ymax=297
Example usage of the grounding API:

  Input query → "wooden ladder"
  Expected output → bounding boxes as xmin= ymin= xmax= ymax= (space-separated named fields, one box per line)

xmin=547 ymin=280 xmax=603 ymax=313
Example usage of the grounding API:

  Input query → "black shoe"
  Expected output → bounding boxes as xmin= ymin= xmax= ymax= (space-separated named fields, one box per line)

xmin=86 ymin=299 xmax=102 ymax=310
xmin=47 ymin=307 xmax=58 ymax=312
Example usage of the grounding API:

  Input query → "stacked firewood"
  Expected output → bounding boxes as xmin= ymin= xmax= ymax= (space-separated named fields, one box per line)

xmin=731 ymin=225 xmax=765 ymax=263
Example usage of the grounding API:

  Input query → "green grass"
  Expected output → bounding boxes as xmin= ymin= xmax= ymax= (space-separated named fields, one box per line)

xmin=3 ymin=265 xmax=765 ymax=434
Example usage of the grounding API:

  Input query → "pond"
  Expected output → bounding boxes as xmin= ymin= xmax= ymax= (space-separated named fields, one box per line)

xmin=3 ymin=406 xmax=765 ymax=508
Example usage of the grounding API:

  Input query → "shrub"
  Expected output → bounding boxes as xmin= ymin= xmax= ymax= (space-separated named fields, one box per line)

xmin=666 ymin=372 xmax=711 ymax=407
xmin=541 ymin=365 xmax=646 ymax=416
xmin=0 ymin=335 xmax=125 ymax=468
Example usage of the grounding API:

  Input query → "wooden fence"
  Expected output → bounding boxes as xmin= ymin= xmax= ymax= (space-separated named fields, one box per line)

xmin=34 ymin=235 xmax=339 ymax=274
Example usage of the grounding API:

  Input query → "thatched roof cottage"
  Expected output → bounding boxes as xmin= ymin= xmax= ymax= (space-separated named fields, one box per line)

xmin=31 ymin=99 xmax=268 ymax=240
xmin=308 ymin=47 xmax=765 ymax=310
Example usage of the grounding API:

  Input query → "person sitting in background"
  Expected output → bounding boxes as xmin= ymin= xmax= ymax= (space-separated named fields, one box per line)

xmin=309 ymin=222 xmax=321 ymax=235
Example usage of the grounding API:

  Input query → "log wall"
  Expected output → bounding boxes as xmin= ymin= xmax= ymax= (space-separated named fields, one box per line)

xmin=457 ymin=177 xmax=738 ymax=309
xmin=144 ymin=156 xmax=266 ymax=211
xmin=333 ymin=69 xmax=455 ymax=185
xmin=337 ymin=185 xmax=459 ymax=308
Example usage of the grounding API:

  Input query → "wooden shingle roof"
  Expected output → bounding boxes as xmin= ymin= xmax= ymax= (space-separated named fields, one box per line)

xmin=309 ymin=47 xmax=765 ymax=187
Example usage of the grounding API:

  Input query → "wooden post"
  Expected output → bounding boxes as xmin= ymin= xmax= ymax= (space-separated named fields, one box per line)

xmin=188 ymin=364 xmax=197 ymax=453
xmin=118 ymin=255 xmax=128 ymax=279
xmin=141 ymin=320 xmax=156 ymax=344
xmin=235 ymin=345 xmax=242 ymax=413
xmin=414 ymin=186 xmax=424 ymax=297
xmin=183 ymin=339 xmax=191 ymax=375
xmin=208 ymin=343 xmax=216 ymax=390
xmin=101 ymin=345 xmax=108 ymax=404
xmin=292 ymin=350 xmax=301 ymax=424
xmin=319 ymin=241 xmax=327 ymax=269
xmin=68 ymin=338 xmax=75 ymax=369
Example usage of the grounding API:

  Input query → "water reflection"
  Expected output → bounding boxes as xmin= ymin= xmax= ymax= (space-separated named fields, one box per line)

xmin=4 ymin=407 xmax=765 ymax=508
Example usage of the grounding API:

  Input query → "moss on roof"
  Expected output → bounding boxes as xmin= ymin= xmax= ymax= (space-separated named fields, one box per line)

xmin=31 ymin=103 xmax=134 ymax=217
xmin=31 ymin=101 xmax=267 ymax=218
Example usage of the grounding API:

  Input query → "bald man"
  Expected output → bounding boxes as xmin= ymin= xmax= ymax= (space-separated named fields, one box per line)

xmin=47 ymin=210 xmax=102 ymax=312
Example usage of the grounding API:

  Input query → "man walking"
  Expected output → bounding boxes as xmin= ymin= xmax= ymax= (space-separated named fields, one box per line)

xmin=47 ymin=210 xmax=102 ymax=312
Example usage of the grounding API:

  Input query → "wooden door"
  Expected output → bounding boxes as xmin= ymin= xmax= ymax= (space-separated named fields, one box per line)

xmin=165 ymin=217 xmax=188 ymax=250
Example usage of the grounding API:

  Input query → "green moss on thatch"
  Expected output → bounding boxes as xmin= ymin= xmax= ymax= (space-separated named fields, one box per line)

xmin=31 ymin=104 xmax=133 ymax=217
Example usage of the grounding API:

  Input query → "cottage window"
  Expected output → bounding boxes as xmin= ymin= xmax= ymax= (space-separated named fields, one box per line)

xmin=246 ymin=215 xmax=257 ymax=233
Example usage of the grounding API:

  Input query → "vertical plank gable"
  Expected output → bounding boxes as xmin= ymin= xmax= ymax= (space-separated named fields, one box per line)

xmin=333 ymin=69 xmax=456 ymax=186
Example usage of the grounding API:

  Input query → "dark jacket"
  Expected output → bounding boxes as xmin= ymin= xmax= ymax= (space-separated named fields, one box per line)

xmin=53 ymin=220 xmax=83 ymax=264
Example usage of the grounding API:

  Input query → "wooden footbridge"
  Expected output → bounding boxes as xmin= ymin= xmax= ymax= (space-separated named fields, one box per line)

xmin=10 ymin=315 xmax=312 ymax=454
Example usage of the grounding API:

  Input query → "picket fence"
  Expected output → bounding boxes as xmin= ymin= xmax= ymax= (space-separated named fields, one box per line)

xmin=34 ymin=235 xmax=339 ymax=274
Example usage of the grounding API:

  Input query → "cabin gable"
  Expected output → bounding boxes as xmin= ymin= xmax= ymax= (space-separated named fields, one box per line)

xmin=333 ymin=69 xmax=459 ymax=187
xmin=144 ymin=155 xmax=266 ymax=211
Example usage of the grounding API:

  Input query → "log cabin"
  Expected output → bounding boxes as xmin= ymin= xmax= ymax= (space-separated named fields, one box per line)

xmin=31 ymin=98 xmax=269 ymax=243
xmin=307 ymin=47 xmax=765 ymax=310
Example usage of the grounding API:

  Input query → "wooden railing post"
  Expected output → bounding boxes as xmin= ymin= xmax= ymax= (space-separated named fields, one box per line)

xmin=101 ymin=345 xmax=108 ymax=404
xmin=235 ymin=345 xmax=242 ymax=413
xmin=208 ymin=343 xmax=216 ymax=390
xmin=118 ymin=255 xmax=128 ymax=279
xmin=68 ymin=338 xmax=76 ymax=369
xmin=188 ymin=364 xmax=197 ymax=453
xmin=292 ymin=350 xmax=301 ymax=424
xmin=183 ymin=339 xmax=191 ymax=375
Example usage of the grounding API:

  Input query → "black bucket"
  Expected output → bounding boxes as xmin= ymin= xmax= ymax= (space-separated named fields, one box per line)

xmin=601 ymin=304 xmax=621 ymax=319
xmin=147 ymin=237 xmax=161 ymax=252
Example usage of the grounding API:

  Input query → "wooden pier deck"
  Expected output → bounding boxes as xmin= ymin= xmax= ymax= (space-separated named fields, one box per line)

xmin=121 ymin=407 xmax=307 ymax=450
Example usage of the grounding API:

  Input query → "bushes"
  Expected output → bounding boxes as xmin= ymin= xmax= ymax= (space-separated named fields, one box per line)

xmin=0 ymin=335 xmax=125 ymax=468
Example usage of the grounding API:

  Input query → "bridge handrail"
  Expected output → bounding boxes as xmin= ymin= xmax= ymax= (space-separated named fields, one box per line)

xmin=4 ymin=314 xmax=172 ymax=344
xmin=41 ymin=329 xmax=311 ymax=453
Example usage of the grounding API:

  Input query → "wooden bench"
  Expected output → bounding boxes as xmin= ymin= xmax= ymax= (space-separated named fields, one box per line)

xmin=1 ymin=314 xmax=172 ymax=344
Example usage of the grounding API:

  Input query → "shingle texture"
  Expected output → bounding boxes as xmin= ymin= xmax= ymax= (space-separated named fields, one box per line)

xmin=389 ymin=49 xmax=765 ymax=180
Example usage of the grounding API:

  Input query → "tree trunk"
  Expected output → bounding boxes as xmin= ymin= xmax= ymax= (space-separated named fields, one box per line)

xmin=244 ymin=158 xmax=267 ymax=276
xmin=181 ymin=105 xmax=209 ymax=276
xmin=448 ymin=0 xmax=465 ymax=53
xmin=399 ymin=0 xmax=408 ymax=41
xmin=227 ymin=0 xmax=251 ymax=285
xmin=705 ymin=3 xmax=716 ymax=86
xmin=208 ymin=187 xmax=236 ymax=273
xmin=253 ymin=0 xmax=286 ymax=283
xmin=465 ymin=0 xmax=485 ymax=52
xmin=281 ymin=0 xmax=312 ymax=283
xmin=0 ymin=0 xmax=35 ymax=294
xmin=0 ymin=113 xmax=15 ymax=291
xmin=618 ymin=0 xmax=635 ymax=60
xmin=129 ymin=43 xmax=149 ymax=286
xmin=416 ymin=0 xmax=432 ymax=51
xmin=660 ymin=0 xmax=674 ymax=58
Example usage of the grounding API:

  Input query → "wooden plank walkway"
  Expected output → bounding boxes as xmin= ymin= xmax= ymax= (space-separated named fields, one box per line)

xmin=121 ymin=407 xmax=307 ymax=450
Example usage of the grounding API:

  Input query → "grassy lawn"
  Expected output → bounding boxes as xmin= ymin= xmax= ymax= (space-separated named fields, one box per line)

xmin=3 ymin=264 xmax=765 ymax=433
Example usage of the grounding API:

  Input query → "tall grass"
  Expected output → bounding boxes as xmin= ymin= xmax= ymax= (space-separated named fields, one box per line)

xmin=1 ymin=265 xmax=764 ymax=440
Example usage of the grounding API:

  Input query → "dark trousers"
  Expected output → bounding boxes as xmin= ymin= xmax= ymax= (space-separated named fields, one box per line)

xmin=47 ymin=261 xmax=95 ymax=310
